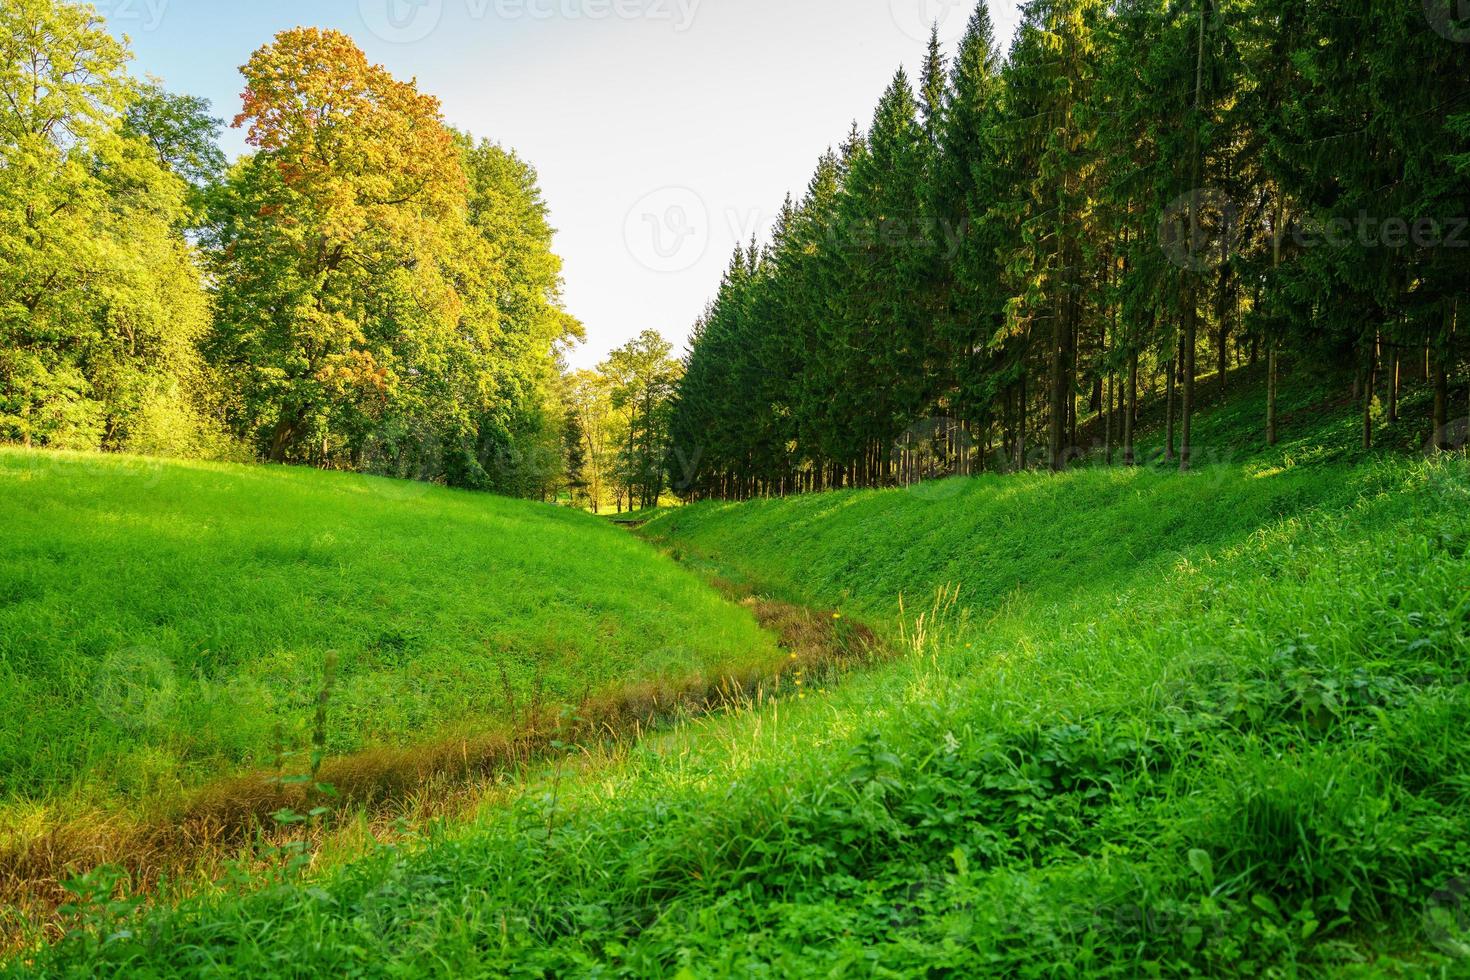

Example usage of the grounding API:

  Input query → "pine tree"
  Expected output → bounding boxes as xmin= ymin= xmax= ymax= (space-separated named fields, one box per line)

xmin=563 ymin=408 xmax=589 ymax=506
xmin=1002 ymin=0 xmax=1104 ymax=472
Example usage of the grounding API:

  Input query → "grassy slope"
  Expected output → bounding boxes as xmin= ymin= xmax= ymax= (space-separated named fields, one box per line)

xmin=13 ymin=379 xmax=1470 ymax=977
xmin=0 ymin=449 xmax=780 ymax=810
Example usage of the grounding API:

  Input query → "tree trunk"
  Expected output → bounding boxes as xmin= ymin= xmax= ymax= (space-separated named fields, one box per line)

xmin=1267 ymin=193 xmax=1284 ymax=446
xmin=1016 ymin=375 xmax=1028 ymax=471
xmin=269 ymin=411 xmax=302 ymax=463
xmin=1049 ymin=313 xmax=1068 ymax=472
xmin=1432 ymin=354 xmax=1448 ymax=452
xmin=1388 ymin=348 xmax=1399 ymax=424
xmin=1181 ymin=300 xmax=1197 ymax=472
xmin=1180 ymin=0 xmax=1206 ymax=475
xmin=1166 ymin=349 xmax=1178 ymax=463
xmin=1361 ymin=342 xmax=1376 ymax=451
xmin=1217 ymin=265 xmax=1231 ymax=397
xmin=1124 ymin=349 xmax=1139 ymax=466
xmin=1068 ymin=307 xmax=1080 ymax=456
xmin=1267 ymin=344 xmax=1279 ymax=447
xmin=1433 ymin=304 xmax=1451 ymax=452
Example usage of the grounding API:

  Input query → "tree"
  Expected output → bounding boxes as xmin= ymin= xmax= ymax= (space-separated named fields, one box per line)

xmin=208 ymin=29 xmax=580 ymax=490
xmin=564 ymin=369 xmax=620 ymax=512
xmin=209 ymin=28 xmax=467 ymax=465
xmin=563 ymin=408 xmax=589 ymax=507
xmin=458 ymin=136 xmax=583 ymax=495
xmin=1002 ymin=0 xmax=1105 ymax=471
xmin=642 ymin=0 xmax=1470 ymax=498
xmin=122 ymin=82 xmax=226 ymax=218
xmin=0 ymin=0 xmax=222 ymax=455
xmin=603 ymin=330 xmax=681 ymax=510
xmin=935 ymin=4 xmax=1012 ymax=469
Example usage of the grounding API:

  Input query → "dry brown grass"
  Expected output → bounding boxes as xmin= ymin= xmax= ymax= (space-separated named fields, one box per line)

xmin=0 ymin=593 xmax=888 ymax=956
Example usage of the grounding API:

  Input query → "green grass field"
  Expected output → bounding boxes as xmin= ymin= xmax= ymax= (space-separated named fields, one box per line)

xmin=6 ymin=373 xmax=1470 ymax=976
xmin=0 ymin=449 xmax=779 ymax=813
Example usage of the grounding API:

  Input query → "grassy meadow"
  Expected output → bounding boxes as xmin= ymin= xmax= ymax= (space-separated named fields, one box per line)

xmin=0 ymin=448 xmax=782 ymax=817
xmin=8 ymin=372 xmax=1468 ymax=975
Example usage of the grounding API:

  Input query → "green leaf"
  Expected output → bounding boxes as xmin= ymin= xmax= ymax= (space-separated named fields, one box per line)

xmin=1187 ymin=848 xmax=1215 ymax=889
xmin=1252 ymin=893 xmax=1282 ymax=919
xmin=950 ymin=847 xmax=970 ymax=879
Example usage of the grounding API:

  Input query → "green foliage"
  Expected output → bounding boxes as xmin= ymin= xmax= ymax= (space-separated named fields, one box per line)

xmin=204 ymin=29 xmax=580 ymax=490
xmin=121 ymin=82 xmax=226 ymax=215
xmin=0 ymin=0 xmax=226 ymax=457
xmin=670 ymin=0 xmax=1470 ymax=496
xmin=2 ymin=7 xmax=581 ymax=502
xmin=602 ymin=330 xmax=682 ymax=510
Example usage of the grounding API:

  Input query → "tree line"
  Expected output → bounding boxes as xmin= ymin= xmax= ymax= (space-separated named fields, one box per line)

xmin=670 ymin=0 xmax=1470 ymax=501
xmin=2 ymin=1 xmax=579 ymax=496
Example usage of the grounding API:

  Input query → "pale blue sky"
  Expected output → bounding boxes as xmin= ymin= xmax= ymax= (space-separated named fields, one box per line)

xmin=103 ymin=0 xmax=1023 ymax=368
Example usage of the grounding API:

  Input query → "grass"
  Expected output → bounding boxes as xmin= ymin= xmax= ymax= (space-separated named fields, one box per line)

xmin=7 ymin=371 xmax=1470 ymax=976
xmin=0 ymin=448 xmax=781 ymax=813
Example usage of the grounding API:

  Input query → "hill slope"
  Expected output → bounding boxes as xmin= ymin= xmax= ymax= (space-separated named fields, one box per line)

xmin=16 ymin=439 xmax=1468 ymax=976
xmin=0 ymin=449 xmax=780 ymax=811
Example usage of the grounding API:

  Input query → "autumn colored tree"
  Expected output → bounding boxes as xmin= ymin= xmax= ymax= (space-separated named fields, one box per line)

xmin=209 ymin=29 xmax=467 ymax=465
xmin=208 ymin=29 xmax=579 ymax=488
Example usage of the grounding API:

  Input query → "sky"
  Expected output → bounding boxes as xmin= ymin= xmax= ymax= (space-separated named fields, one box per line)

xmin=103 ymin=0 xmax=1024 ymax=369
